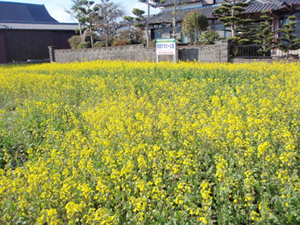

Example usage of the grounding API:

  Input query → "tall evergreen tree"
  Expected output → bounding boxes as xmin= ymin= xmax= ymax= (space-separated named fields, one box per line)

xmin=137 ymin=0 xmax=165 ymax=47
xmin=253 ymin=10 xmax=276 ymax=56
xmin=132 ymin=8 xmax=147 ymax=28
xmin=66 ymin=0 xmax=85 ymax=36
xmin=277 ymin=15 xmax=300 ymax=59
xmin=213 ymin=0 xmax=254 ymax=45
xmin=78 ymin=1 xmax=99 ymax=47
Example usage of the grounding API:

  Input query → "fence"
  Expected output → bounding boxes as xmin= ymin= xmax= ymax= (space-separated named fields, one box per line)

xmin=232 ymin=44 xmax=300 ymax=59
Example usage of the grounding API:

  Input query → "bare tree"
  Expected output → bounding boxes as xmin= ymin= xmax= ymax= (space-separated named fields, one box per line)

xmin=152 ymin=0 xmax=183 ymax=40
xmin=170 ymin=0 xmax=182 ymax=39
xmin=94 ymin=0 xmax=125 ymax=47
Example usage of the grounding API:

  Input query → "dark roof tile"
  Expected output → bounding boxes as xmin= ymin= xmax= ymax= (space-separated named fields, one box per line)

xmin=0 ymin=2 xmax=58 ymax=23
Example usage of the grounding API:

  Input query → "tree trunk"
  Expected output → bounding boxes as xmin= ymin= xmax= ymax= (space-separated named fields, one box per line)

xmin=172 ymin=5 xmax=176 ymax=39
xmin=90 ymin=34 xmax=94 ymax=47
xmin=190 ymin=32 xmax=194 ymax=45
xmin=81 ymin=30 xmax=88 ymax=43
xmin=231 ymin=24 xmax=235 ymax=37
xmin=78 ymin=23 xmax=82 ymax=36
xmin=146 ymin=0 xmax=150 ymax=47
xmin=231 ymin=1 xmax=235 ymax=37
xmin=90 ymin=22 xmax=93 ymax=48
xmin=105 ymin=33 xmax=108 ymax=47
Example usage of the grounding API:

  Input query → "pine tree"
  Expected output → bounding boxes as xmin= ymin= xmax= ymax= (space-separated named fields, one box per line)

xmin=77 ymin=1 xmax=99 ymax=47
xmin=132 ymin=8 xmax=147 ymax=29
xmin=253 ymin=10 xmax=276 ymax=56
xmin=66 ymin=0 xmax=85 ymax=36
xmin=277 ymin=15 xmax=300 ymax=59
xmin=213 ymin=0 xmax=254 ymax=45
xmin=137 ymin=0 xmax=165 ymax=47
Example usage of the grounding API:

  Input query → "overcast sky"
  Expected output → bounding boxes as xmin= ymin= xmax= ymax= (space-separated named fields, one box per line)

xmin=3 ymin=0 xmax=162 ymax=23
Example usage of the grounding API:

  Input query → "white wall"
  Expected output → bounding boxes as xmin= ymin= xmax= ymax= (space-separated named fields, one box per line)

xmin=164 ymin=2 xmax=203 ymax=11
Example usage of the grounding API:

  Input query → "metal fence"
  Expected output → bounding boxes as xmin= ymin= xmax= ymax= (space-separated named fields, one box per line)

xmin=231 ymin=44 xmax=300 ymax=59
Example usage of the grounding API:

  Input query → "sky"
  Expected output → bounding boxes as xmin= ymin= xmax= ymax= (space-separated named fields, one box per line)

xmin=2 ymin=0 xmax=162 ymax=23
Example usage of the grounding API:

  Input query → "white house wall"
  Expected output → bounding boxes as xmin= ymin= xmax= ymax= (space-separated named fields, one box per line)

xmin=203 ymin=0 xmax=214 ymax=5
xmin=164 ymin=2 xmax=203 ymax=11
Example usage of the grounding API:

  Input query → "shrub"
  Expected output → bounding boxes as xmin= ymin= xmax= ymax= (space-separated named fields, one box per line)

xmin=67 ymin=35 xmax=81 ymax=49
xmin=148 ymin=39 xmax=156 ymax=47
xmin=93 ymin=41 xmax=106 ymax=48
xmin=111 ymin=39 xmax=130 ymax=46
xmin=77 ymin=41 xmax=91 ymax=49
xmin=198 ymin=29 xmax=220 ymax=45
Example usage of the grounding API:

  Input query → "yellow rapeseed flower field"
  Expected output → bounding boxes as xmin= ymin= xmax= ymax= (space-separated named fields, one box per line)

xmin=0 ymin=60 xmax=299 ymax=224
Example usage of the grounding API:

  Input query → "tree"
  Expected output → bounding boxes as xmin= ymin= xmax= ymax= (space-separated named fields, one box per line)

xmin=123 ymin=8 xmax=147 ymax=45
xmin=253 ymin=10 xmax=276 ymax=56
xmin=213 ymin=0 xmax=254 ymax=44
xmin=137 ymin=0 xmax=165 ymax=47
xmin=67 ymin=35 xmax=82 ymax=49
xmin=182 ymin=10 xmax=208 ymax=45
xmin=118 ymin=27 xmax=145 ymax=44
xmin=94 ymin=0 xmax=125 ymax=47
xmin=66 ymin=0 xmax=85 ymax=36
xmin=123 ymin=9 xmax=147 ymax=44
xmin=77 ymin=1 xmax=99 ymax=47
xmin=170 ymin=0 xmax=186 ymax=39
xmin=199 ymin=28 xmax=220 ymax=45
xmin=277 ymin=15 xmax=300 ymax=59
xmin=132 ymin=8 xmax=147 ymax=28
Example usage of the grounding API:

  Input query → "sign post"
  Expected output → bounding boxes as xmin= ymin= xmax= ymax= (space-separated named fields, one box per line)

xmin=156 ymin=38 xmax=176 ymax=63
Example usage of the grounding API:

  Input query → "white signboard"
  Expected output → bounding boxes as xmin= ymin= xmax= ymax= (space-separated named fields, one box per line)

xmin=156 ymin=39 xmax=177 ymax=63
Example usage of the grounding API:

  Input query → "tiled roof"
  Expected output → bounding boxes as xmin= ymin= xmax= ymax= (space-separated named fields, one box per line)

xmin=0 ymin=2 xmax=78 ymax=31
xmin=243 ymin=0 xmax=300 ymax=13
xmin=0 ymin=23 xmax=78 ymax=31
xmin=149 ymin=6 xmax=219 ymax=24
xmin=0 ymin=2 xmax=58 ymax=23
xmin=149 ymin=0 xmax=300 ymax=24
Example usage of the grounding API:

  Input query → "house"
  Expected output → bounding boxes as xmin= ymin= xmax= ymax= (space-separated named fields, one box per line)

xmin=148 ymin=0 xmax=300 ymax=43
xmin=0 ymin=1 xmax=78 ymax=64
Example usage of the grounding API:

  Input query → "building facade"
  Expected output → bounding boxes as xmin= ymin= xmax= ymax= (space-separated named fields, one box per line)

xmin=148 ymin=0 xmax=300 ymax=43
xmin=0 ymin=2 xmax=78 ymax=64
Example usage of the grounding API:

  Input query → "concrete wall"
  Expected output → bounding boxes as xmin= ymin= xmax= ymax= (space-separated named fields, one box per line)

xmin=178 ymin=41 xmax=229 ymax=62
xmin=50 ymin=40 xmax=230 ymax=64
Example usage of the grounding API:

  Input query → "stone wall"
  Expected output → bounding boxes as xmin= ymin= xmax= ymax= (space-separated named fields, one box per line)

xmin=50 ymin=40 xmax=230 ymax=64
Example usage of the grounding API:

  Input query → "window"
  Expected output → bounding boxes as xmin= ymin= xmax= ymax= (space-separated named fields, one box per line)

xmin=214 ymin=23 xmax=225 ymax=38
xmin=154 ymin=29 xmax=162 ymax=39
xmin=280 ymin=13 xmax=300 ymax=39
